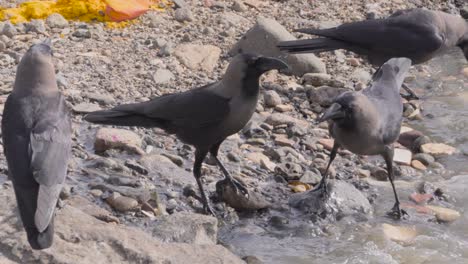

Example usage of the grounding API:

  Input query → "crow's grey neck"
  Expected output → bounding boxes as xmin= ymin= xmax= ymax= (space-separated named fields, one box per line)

xmin=240 ymin=71 xmax=261 ymax=98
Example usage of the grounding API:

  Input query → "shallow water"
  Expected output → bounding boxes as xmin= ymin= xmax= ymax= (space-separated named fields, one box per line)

xmin=220 ymin=50 xmax=468 ymax=264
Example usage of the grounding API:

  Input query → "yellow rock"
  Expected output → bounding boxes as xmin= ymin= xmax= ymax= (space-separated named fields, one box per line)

xmin=288 ymin=181 xmax=311 ymax=193
xmin=421 ymin=143 xmax=456 ymax=156
xmin=382 ymin=223 xmax=417 ymax=243
xmin=426 ymin=205 xmax=461 ymax=223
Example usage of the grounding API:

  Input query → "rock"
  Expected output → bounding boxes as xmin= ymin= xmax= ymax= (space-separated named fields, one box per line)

xmin=245 ymin=152 xmax=271 ymax=165
xmin=289 ymin=180 xmax=372 ymax=217
xmin=26 ymin=19 xmax=46 ymax=33
xmin=274 ymin=135 xmax=295 ymax=147
xmin=350 ymin=69 xmax=372 ymax=83
xmin=174 ymin=8 xmax=194 ymax=22
xmin=421 ymin=143 xmax=456 ymax=156
xmin=263 ymin=90 xmax=282 ymax=107
xmin=85 ymin=92 xmax=115 ymax=105
xmin=370 ymin=166 xmax=388 ymax=181
xmin=411 ymin=160 xmax=426 ymax=171
xmin=357 ymin=169 xmax=371 ymax=178
xmin=94 ymin=128 xmax=144 ymax=155
xmin=382 ymin=223 xmax=417 ymax=243
xmin=398 ymin=130 xmax=424 ymax=149
xmin=413 ymin=136 xmax=431 ymax=151
xmin=318 ymin=138 xmax=334 ymax=151
xmin=426 ymin=205 xmax=461 ymax=223
xmin=229 ymin=17 xmax=326 ymax=76
xmin=106 ymin=192 xmax=139 ymax=212
xmin=46 ymin=13 xmax=69 ymax=28
xmin=260 ymin=157 xmax=276 ymax=172
xmin=1 ymin=22 xmax=17 ymax=38
xmin=462 ymin=67 xmax=468 ymax=77
xmin=72 ymin=102 xmax=102 ymax=114
xmin=265 ymin=113 xmax=309 ymax=128
xmin=243 ymin=256 xmax=263 ymax=264
xmin=300 ymin=170 xmax=321 ymax=185
xmin=124 ymin=160 xmax=149 ymax=175
xmin=393 ymin=148 xmax=412 ymax=165
xmin=307 ymin=86 xmax=349 ymax=106
xmin=159 ymin=42 xmax=174 ymax=56
xmin=274 ymin=104 xmax=293 ymax=112
xmin=153 ymin=68 xmax=175 ymax=84
xmin=217 ymin=12 xmax=248 ymax=26
xmin=89 ymin=183 xmax=150 ymax=203
xmin=140 ymin=154 xmax=179 ymax=170
xmin=0 ymin=189 xmax=243 ymax=263
xmin=301 ymin=73 xmax=332 ymax=86
xmin=276 ymin=161 xmax=303 ymax=181
xmin=89 ymin=189 xmax=103 ymax=197
xmin=72 ymin=29 xmax=91 ymax=38
xmin=153 ymin=212 xmax=218 ymax=245
xmin=161 ymin=153 xmax=185 ymax=167
xmin=412 ymin=153 xmax=435 ymax=166
xmin=232 ymin=0 xmax=247 ymax=12
xmin=409 ymin=193 xmax=433 ymax=204
xmin=347 ymin=57 xmax=360 ymax=66
xmin=216 ymin=179 xmax=270 ymax=211
xmin=174 ymin=44 xmax=221 ymax=72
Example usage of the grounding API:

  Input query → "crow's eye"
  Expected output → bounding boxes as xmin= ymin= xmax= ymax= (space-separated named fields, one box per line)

xmin=393 ymin=66 xmax=400 ymax=73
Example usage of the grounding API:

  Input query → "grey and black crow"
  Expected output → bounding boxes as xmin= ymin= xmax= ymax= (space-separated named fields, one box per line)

xmin=316 ymin=57 xmax=412 ymax=219
xmin=278 ymin=8 xmax=468 ymax=99
xmin=2 ymin=40 xmax=72 ymax=249
xmin=84 ymin=54 xmax=288 ymax=215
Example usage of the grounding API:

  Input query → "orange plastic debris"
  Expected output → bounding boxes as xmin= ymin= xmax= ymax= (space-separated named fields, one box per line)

xmin=105 ymin=0 xmax=151 ymax=22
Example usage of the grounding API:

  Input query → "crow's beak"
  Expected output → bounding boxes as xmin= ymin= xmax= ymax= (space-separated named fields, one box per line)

xmin=317 ymin=103 xmax=344 ymax=123
xmin=257 ymin=56 xmax=289 ymax=72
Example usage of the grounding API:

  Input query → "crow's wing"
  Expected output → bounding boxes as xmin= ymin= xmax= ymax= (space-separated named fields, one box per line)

xmin=29 ymin=95 xmax=71 ymax=232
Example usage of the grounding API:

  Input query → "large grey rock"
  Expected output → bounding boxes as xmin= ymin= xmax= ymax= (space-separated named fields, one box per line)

xmin=0 ymin=189 xmax=243 ymax=264
xmin=46 ymin=13 xmax=69 ymax=28
xmin=289 ymin=180 xmax=373 ymax=218
xmin=153 ymin=212 xmax=218 ymax=245
xmin=174 ymin=44 xmax=221 ymax=72
xmin=230 ymin=17 xmax=326 ymax=76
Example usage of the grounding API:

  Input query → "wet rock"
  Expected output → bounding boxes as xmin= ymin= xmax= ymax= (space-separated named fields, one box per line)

xmin=26 ymin=19 xmax=46 ymax=33
xmin=307 ymin=86 xmax=349 ymax=106
xmin=426 ymin=205 xmax=461 ymax=223
xmin=289 ymin=180 xmax=372 ymax=218
xmin=229 ymin=17 xmax=326 ymax=76
xmin=89 ymin=189 xmax=103 ymax=197
xmin=174 ymin=44 xmax=221 ymax=72
xmin=153 ymin=212 xmax=218 ymax=245
xmin=274 ymin=135 xmax=295 ymax=147
xmin=161 ymin=153 xmax=184 ymax=167
xmin=140 ymin=154 xmax=179 ymax=170
xmin=72 ymin=102 xmax=102 ymax=114
xmin=357 ymin=169 xmax=371 ymax=178
xmin=263 ymin=90 xmax=282 ymax=107
xmin=409 ymin=193 xmax=433 ymax=204
xmin=72 ymin=29 xmax=91 ymax=38
xmin=382 ymin=223 xmax=417 ymax=243
xmin=216 ymin=179 xmax=270 ymax=211
xmin=421 ymin=143 xmax=456 ymax=156
xmin=89 ymin=183 xmax=150 ymax=203
xmin=412 ymin=153 xmax=435 ymax=166
xmin=46 ymin=13 xmax=69 ymax=28
xmin=393 ymin=148 xmax=412 ymax=165
xmin=398 ymin=129 xmax=424 ymax=150
xmin=1 ymin=22 xmax=17 ymax=38
xmin=276 ymin=161 xmax=303 ymax=181
xmin=370 ymin=166 xmax=387 ymax=181
xmin=301 ymin=73 xmax=332 ymax=86
xmin=265 ymin=113 xmax=308 ymax=128
xmin=94 ymin=127 xmax=144 ymax=155
xmin=106 ymin=192 xmax=139 ymax=212
xmin=174 ymin=8 xmax=194 ymax=22
xmin=274 ymin=104 xmax=293 ymax=112
xmin=411 ymin=160 xmax=426 ymax=171
xmin=243 ymin=256 xmax=263 ymax=264
xmin=124 ymin=160 xmax=148 ymax=175
xmin=0 ymin=189 xmax=243 ymax=263
xmin=153 ymin=68 xmax=175 ymax=84
xmin=413 ymin=136 xmax=431 ymax=151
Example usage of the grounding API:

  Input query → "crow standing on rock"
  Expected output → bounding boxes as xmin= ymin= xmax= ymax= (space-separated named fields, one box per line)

xmin=2 ymin=40 xmax=72 ymax=249
xmin=316 ymin=57 xmax=412 ymax=219
xmin=84 ymin=54 xmax=288 ymax=215
xmin=278 ymin=8 xmax=468 ymax=98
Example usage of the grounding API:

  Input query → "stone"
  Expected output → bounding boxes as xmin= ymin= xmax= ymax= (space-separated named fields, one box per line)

xmin=174 ymin=44 xmax=221 ymax=72
xmin=89 ymin=189 xmax=103 ymax=197
xmin=216 ymin=179 xmax=270 ymax=211
xmin=1 ymin=22 xmax=17 ymax=38
xmin=398 ymin=129 xmax=424 ymax=149
xmin=72 ymin=29 xmax=91 ymax=38
xmin=153 ymin=212 xmax=217 ymax=245
xmin=274 ymin=136 xmax=295 ymax=147
xmin=245 ymin=152 xmax=271 ymax=165
xmin=409 ymin=193 xmax=433 ymax=204
xmin=346 ymin=57 xmax=360 ymax=66
xmin=393 ymin=148 xmax=412 ymax=165
xmin=412 ymin=153 xmax=435 ymax=166
xmin=161 ymin=153 xmax=185 ymax=167
xmin=217 ymin=12 xmax=248 ymax=26
xmin=301 ymin=73 xmax=332 ymax=86
xmin=260 ymin=157 xmax=276 ymax=172
xmin=462 ymin=67 xmax=468 ymax=77
xmin=357 ymin=169 xmax=371 ymax=178
xmin=274 ymin=104 xmax=293 ymax=112
xmin=174 ymin=8 xmax=194 ymax=22
xmin=307 ymin=86 xmax=349 ymax=106
xmin=106 ymin=192 xmax=139 ymax=212
xmin=300 ymin=170 xmax=321 ymax=185
xmin=46 ymin=13 xmax=69 ymax=28
xmin=0 ymin=189 xmax=243 ymax=263
xmin=72 ymin=102 xmax=102 ymax=114
xmin=421 ymin=143 xmax=456 ymax=156
xmin=289 ymin=180 xmax=373 ymax=218
xmin=153 ymin=68 xmax=175 ymax=84
xmin=265 ymin=113 xmax=309 ymax=128
xmin=263 ymin=90 xmax=282 ymax=107
xmin=229 ymin=17 xmax=326 ymax=76
xmin=232 ymin=0 xmax=247 ymax=12
xmin=350 ymin=69 xmax=372 ymax=83
xmin=318 ymin=138 xmax=334 ymax=151
xmin=411 ymin=160 xmax=426 ymax=171
xmin=26 ymin=19 xmax=46 ymax=33
xmin=85 ymin=92 xmax=115 ymax=105
xmin=371 ymin=166 xmax=388 ymax=181
xmin=382 ymin=223 xmax=417 ymax=243
xmin=94 ymin=128 xmax=144 ymax=155
xmin=426 ymin=205 xmax=461 ymax=223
